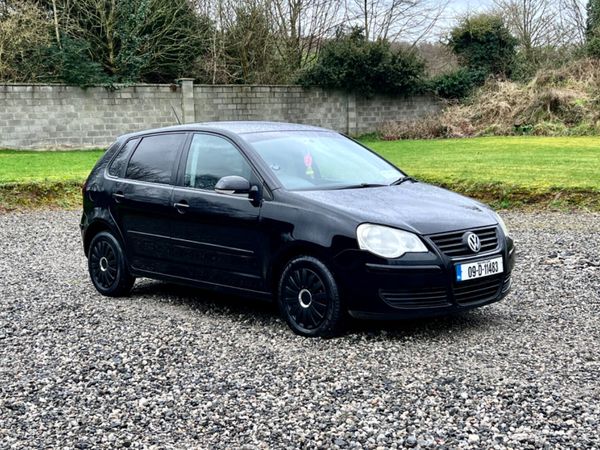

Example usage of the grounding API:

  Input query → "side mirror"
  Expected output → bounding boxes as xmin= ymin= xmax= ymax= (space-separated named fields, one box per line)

xmin=215 ymin=175 xmax=251 ymax=195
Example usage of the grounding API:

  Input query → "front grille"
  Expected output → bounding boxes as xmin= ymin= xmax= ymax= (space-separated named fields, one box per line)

xmin=429 ymin=226 xmax=498 ymax=258
xmin=453 ymin=274 xmax=504 ymax=305
xmin=379 ymin=286 xmax=450 ymax=309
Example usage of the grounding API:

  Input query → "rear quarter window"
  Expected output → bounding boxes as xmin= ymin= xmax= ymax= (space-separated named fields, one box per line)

xmin=125 ymin=133 xmax=185 ymax=184
xmin=108 ymin=139 xmax=139 ymax=178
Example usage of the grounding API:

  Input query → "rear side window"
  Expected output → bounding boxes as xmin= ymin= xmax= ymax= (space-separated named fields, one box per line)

xmin=125 ymin=134 xmax=185 ymax=184
xmin=108 ymin=139 xmax=138 ymax=178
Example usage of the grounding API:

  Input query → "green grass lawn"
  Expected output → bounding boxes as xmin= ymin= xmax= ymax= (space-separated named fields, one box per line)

xmin=363 ymin=136 xmax=600 ymax=191
xmin=0 ymin=149 xmax=103 ymax=184
xmin=0 ymin=136 xmax=599 ymax=210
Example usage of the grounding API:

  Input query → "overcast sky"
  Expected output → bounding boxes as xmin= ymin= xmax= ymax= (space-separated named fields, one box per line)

xmin=431 ymin=0 xmax=495 ymax=38
xmin=448 ymin=0 xmax=495 ymax=15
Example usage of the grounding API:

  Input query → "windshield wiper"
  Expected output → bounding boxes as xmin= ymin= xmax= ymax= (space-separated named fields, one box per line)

xmin=339 ymin=183 xmax=388 ymax=190
xmin=390 ymin=176 xmax=417 ymax=186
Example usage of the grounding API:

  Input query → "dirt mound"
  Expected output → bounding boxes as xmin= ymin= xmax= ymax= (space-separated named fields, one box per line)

xmin=379 ymin=59 xmax=600 ymax=139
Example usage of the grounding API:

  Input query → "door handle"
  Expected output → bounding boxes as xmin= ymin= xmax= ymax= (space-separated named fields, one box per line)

xmin=174 ymin=200 xmax=190 ymax=214
xmin=112 ymin=191 xmax=125 ymax=203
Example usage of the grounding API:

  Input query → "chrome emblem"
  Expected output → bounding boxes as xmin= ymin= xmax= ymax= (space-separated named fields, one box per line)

xmin=464 ymin=232 xmax=481 ymax=253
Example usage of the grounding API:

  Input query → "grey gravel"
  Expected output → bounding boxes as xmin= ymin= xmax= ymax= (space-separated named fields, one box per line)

xmin=0 ymin=209 xmax=599 ymax=449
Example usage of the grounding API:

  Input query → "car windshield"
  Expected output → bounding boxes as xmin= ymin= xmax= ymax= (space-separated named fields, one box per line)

xmin=244 ymin=131 xmax=404 ymax=191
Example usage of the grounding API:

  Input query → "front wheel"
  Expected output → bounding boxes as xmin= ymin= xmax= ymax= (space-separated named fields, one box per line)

xmin=277 ymin=256 xmax=346 ymax=337
xmin=88 ymin=231 xmax=135 ymax=297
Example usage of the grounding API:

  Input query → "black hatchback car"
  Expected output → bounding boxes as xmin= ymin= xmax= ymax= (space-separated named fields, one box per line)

xmin=81 ymin=121 xmax=515 ymax=336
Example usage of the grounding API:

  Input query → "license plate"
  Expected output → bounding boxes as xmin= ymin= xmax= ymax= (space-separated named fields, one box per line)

xmin=456 ymin=256 xmax=503 ymax=282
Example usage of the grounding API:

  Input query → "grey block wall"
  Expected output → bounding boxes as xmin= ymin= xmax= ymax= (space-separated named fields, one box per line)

xmin=0 ymin=84 xmax=182 ymax=149
xmin=0 ymin=83 xmax=439 ymax=149
xmin=355 ymin=94 xmax=440 ymax=135
xmin=193 ymin=85 xmax=352 ymax=132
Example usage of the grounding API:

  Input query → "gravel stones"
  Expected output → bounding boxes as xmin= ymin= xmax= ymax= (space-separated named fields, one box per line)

xmin=0 ymin=209 xmax=598 ymax=448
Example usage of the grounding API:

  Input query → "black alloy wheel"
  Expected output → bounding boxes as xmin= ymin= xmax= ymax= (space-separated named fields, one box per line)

xmin=278 ymin=256 xmax=345 ymax=337
xmin=88 ymin=231 xmax=135 ymax=297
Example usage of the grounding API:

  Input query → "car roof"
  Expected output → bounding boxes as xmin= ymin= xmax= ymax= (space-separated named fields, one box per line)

xmin=117 ymin=121 xmax=332 ymax=141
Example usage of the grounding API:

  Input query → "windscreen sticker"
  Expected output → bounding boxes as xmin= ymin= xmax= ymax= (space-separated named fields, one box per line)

xmin=304 ymin=152 xmax=314 ymax=177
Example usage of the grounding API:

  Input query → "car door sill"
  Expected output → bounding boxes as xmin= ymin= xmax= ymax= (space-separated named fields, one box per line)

xmin=132 ymin=268 xmax=272 ymax=298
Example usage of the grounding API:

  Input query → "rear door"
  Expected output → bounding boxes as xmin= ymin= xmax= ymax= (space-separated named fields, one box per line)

xmin=168 ymin=133 xmax=267 ymax=294
xmin=109 ymin=132 xmax=187 ymax=274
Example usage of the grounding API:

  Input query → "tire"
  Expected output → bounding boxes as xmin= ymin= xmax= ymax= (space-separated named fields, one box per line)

xmin=88 ymin=231 xmax=135 ymax=297
xmin=277 ymin=256 xmax=346 ymax=337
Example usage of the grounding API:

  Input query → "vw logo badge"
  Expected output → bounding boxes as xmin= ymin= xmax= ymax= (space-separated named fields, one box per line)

xmin=463 ymin=232 xmax=481 ymax=253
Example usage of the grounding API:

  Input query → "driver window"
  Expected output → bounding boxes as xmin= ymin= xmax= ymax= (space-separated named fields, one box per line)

xmin=185 ymin=134 xmax=253 ymax=190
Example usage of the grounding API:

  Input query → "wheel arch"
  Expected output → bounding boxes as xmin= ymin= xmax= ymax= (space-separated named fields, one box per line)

xmin=83 ymin=219 xmax=122 ymax=257
xmin=268 ymin=241 xmax=333 ymax=294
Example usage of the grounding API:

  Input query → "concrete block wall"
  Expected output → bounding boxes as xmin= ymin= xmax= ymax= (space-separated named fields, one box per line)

xmin=193 ymin=85 xmax=351 ymax=132
xmin=0 ymin=84 xmax=182 ymax=149
xmin=0 ymin=82 xmax=439 ymax=149
xmin=356 ymin=95 xmax=441 ymax=135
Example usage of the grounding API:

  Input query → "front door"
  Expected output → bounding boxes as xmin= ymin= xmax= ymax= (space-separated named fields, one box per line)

xmin=169 ymin=133 xmax=267 ymax=294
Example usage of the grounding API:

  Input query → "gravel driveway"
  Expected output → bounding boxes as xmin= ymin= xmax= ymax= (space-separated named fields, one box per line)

xmin=0 ymin=210 xmax=599 ymax=449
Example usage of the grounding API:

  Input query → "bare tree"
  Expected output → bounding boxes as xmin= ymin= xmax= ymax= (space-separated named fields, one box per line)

xmin=268 ymin=0 xmax=344 ymax=71
xmin=0 ymin=1 xmax=52 ymax=81
xmin=415 ymin=41 xmax=458 ymax=76
xmin=492 ymin=0 xmax=564 ymax=53
xmin=558 ymin=0 xmax=587 ymax=44
xmin=344 ymin=0 xmax=449 ymax=44
xmin=193 ymin=0 xmax=345 ymax=81
xmin=192 ymin=0 xmax=449 ymax=83
xmin=44 ymin=0 xmax=210 ymax=82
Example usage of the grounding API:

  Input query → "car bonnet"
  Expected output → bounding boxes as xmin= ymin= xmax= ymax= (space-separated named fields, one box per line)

xmin=292 ymin=182 xmax=497 ymax=235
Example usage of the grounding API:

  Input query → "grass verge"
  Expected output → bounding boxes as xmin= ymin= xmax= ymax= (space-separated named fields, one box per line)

xmin=0 ymin=149 xmax=103 ymax=184
xmin=0 ymin=181 xmax=83 ymax=211
xmin=364 ymin=136 xmax=600 ymax=211
xmin=0 ymin=149 xmax=103 ymax=212
xmin=1 ymin=136 xmax=599 ymax=211
xmin=419 ymin=179 xmax=600 ymax=211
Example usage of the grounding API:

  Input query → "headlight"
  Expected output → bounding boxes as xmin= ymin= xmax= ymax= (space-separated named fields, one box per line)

xmin=356 ymin=224 xmax=428 ymax=259
xmin=495 ymin=212 xmax=510 ymax=238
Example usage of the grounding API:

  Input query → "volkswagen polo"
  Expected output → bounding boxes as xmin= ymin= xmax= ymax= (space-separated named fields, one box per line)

xmin=81 ymin=121 xmax=515 ymax=337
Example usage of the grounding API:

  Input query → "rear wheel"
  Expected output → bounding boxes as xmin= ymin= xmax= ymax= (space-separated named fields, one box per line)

xmin=277 ymin=256 xmax=345 ymax=337
xmin=88 ymin=231 xmax=135 ymax=297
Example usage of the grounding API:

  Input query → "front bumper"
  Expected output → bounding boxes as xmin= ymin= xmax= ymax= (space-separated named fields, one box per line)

xmin=333 ymin=237 xmax=516 ymax=320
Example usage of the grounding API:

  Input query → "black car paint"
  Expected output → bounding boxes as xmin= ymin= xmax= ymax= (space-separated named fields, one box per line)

xmin=82 ymin=122 xmax=515 ymax=319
